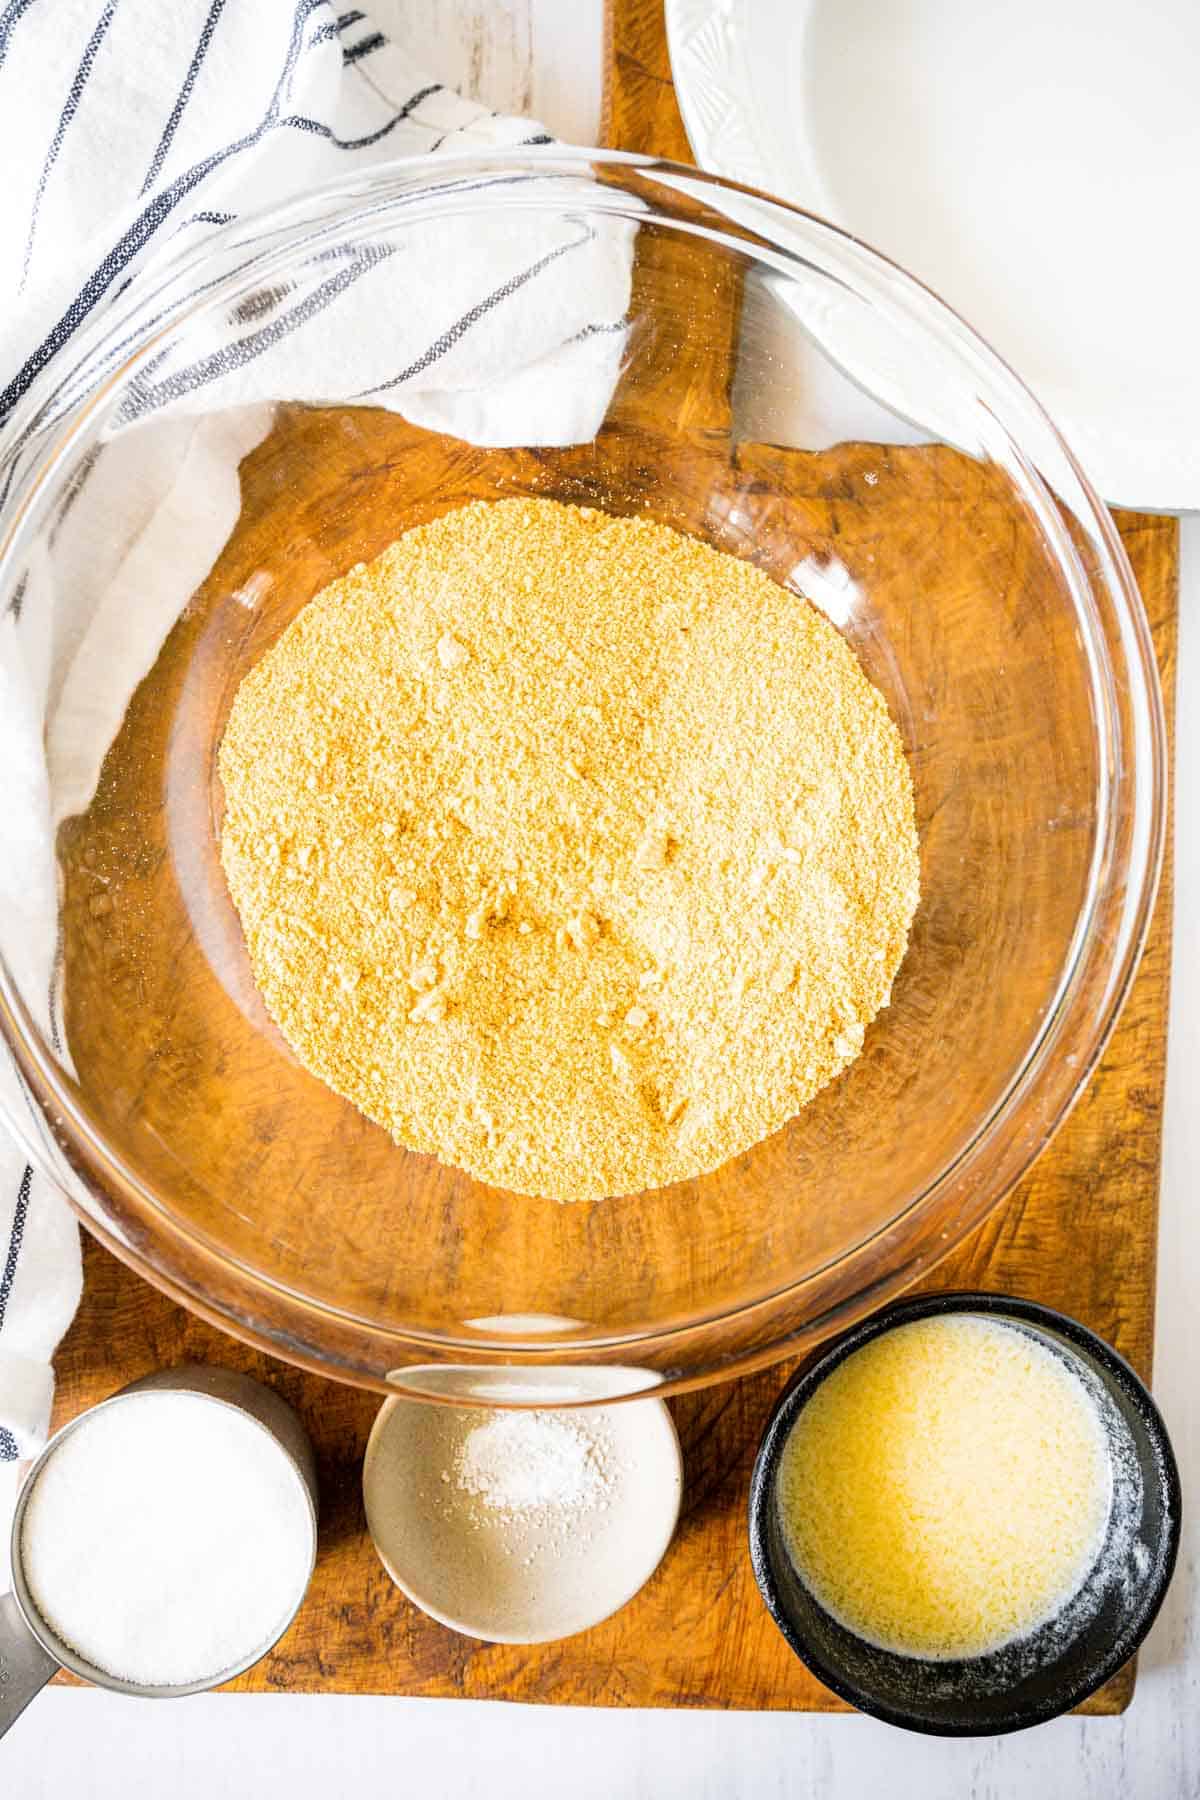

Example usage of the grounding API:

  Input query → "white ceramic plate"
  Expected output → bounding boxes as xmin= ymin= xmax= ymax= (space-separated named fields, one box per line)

xmin=667 ymin=0 xmax=1200 ymax=509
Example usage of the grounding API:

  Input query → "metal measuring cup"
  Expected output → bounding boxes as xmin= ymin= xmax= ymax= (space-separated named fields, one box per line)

xmin=0 ymin=1364 xmax=319 ymax=1739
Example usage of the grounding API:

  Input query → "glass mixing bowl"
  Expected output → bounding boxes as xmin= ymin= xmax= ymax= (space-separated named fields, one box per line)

xmin=0 ymin=152 xmax=1165 ymax=1402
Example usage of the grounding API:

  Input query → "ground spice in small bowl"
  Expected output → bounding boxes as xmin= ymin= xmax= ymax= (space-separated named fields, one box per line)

xmin=451 ymin=1410 xmax=614 ymax=1517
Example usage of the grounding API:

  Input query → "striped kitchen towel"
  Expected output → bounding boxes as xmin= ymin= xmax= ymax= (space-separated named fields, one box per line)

xmin=0 ymin=0 xmax=632 ymax=1512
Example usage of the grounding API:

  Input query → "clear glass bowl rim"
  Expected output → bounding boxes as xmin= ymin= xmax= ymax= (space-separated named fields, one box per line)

xmin=0 ymin=149 xmax=1168 ymax=1395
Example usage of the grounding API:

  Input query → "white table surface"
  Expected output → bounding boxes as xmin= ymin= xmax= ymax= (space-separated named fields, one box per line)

xmin=5 ymin=5 xmax=1198 ymax=1793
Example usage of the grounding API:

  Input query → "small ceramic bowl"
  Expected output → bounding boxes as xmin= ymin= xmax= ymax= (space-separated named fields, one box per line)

xmin=748 ymin=1291 xmax=1181 ymax=1735
xmin=363 ymin=1393 xmax=682 ymax=1644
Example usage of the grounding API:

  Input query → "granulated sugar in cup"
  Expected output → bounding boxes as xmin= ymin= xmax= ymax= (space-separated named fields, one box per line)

xmin=0 ymin=1366 xmax=318 ymax=1738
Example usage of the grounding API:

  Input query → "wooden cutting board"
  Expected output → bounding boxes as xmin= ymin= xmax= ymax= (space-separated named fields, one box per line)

xmin=51 ymin=0 xmax=1176 ymax=1713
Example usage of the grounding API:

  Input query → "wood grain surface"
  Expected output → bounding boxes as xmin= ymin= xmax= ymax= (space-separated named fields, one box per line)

xmin=48 ymin=0 xmax=1177 ymax=1714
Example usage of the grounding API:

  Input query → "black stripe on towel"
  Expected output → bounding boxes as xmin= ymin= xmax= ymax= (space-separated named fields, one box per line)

xmin=141 ymin=0 xmax=229 ymax=194
xmin=42 ymin=226 xmax=293 ymax=425
xmin=342 ymin=29 xmax=383 ymax=64
xmin=279 ymin=81 xmax=441 ymax=151
xmin=21 ymin=0 xmax=122 ymax=289
xmin=0 ymin=1165 xmax=32 ymax=1332
xmin=117 ymin=239 xmax=396 ymax=421
xmin=46 ymin=921 xmax=65 ymax=1055
xmin=573 ymin=319 xmax=628 ymax=338
xmin=48 ymin=442 xmax=102 ymax=547
xmin=362 ymin=224 xmax=593 ymax=395
xmin=0 ymin=451 xmax=19 ymax=519
xmin=0 ymin=0 xmax=329 ymax=422
xmin=0 ymin=0 xmax=39 ymax=70
xmin=10 ymin=166 xmax=538 ymax=436
xmin=309 ymin=7 xmax=362 ymax=48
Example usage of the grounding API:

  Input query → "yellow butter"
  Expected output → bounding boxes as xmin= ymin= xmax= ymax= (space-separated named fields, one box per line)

xmin=778 ymin=1315 xmax=1111 ymax=1659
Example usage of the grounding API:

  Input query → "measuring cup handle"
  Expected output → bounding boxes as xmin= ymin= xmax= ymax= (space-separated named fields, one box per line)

xmin=0 ymin=1588 xmax=59 ymax=1740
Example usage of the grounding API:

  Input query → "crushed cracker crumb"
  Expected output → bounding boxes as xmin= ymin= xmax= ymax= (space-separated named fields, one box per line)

xmin=218 ymin=498 xmax=919 ymax=1201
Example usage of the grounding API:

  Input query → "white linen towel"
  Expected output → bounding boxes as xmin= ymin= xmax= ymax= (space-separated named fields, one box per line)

xmin=0 ymin=0 xmax=631 ymax=1530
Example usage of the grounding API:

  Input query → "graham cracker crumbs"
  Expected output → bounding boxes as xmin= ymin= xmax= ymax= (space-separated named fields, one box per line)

xmin=218 ymin=497 xmax=919 ymax=1202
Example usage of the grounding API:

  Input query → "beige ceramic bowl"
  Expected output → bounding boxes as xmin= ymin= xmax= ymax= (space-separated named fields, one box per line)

xmin=362 ymin=1393 xmax=682 ymax=1643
